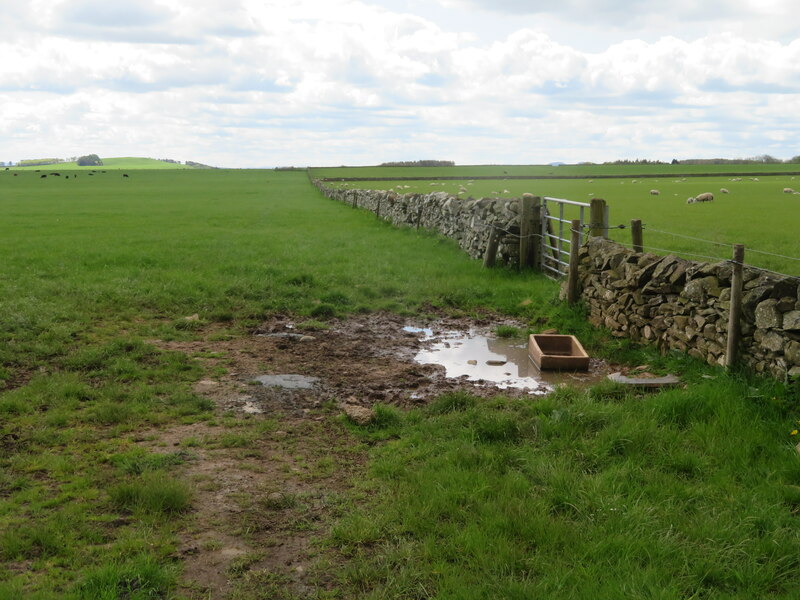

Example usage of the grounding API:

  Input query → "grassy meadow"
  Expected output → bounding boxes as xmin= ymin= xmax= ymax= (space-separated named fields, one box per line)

xmin=314 ymin=166 xmax=800 ymax=275
xmin=1 ymin=166 xmax=799 ymax=598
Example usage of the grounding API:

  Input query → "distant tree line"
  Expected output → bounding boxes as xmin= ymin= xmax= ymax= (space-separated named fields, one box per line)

xmin=378 ymin=160 xmax=455 ymax=167
xmin=159 ymin=158 xmax=181 ymax=164
xmin=184 ymin=161 xmax=215 ymax=169
xmin=76 ymin=154 xmax=103 ymax=166
xmin=603 ymin=155 xmax=800 ymax=165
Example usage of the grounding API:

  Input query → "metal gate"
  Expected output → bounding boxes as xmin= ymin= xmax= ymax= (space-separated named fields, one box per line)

xmin=540 ymin=197 xmax=595 ymax=279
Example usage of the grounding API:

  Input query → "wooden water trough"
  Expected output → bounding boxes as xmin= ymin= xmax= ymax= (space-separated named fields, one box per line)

xmin=528 ymin=334 xmax=590 ymax=371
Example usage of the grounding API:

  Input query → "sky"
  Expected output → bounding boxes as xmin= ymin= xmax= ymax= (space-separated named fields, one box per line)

xmin=1 ymin=0 xmax=799 ymax=168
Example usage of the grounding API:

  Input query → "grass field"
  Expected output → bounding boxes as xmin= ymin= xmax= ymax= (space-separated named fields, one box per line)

xmin=1 ymin=167 xmax=799 ymax=598
xmin=314 ymin=167 xmax=800 ymax=275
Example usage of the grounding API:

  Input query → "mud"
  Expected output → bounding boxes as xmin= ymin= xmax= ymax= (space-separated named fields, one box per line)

xmin=151 ymin=312 xmax=610 ymax=597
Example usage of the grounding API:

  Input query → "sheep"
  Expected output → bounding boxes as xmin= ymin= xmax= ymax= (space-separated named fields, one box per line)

xmin=650 ymin=189 xmax=659 ymax=195
xmin=783 ymin=187 xmax=795 ymax=194
xmin=720 ymin=188 xmax=729 ymax=194
xmin=695 ymin=192 xmax=714 ymax=202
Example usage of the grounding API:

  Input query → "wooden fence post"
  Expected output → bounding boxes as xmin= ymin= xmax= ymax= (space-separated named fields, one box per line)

xmin=519 ymin=194 xmax=535 ymax=269
xmin=726 ymin=244 xmax=745 ymax=369
xmin=631 ymin=219 xmax=643 ymax=252
xmin=416 ymin=204 xmax=423 ymax=229
xmin=483 ymin=226 xmax=500 ymax=268
xmin=590 ymin=198 xmax=607 ymax=238
xmin=567 ymin=219 xmax=581 ymax=305
xmin=376 ymin=198 xmax=382 ymax=220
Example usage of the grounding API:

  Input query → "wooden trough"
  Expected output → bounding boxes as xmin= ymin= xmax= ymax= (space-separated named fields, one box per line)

xmin=528 ymin=334 xmax=590 ymax=371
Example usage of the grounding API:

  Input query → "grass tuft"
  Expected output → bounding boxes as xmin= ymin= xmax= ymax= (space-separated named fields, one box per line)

xmin=109 ymin=472 xmax=192 ymax=516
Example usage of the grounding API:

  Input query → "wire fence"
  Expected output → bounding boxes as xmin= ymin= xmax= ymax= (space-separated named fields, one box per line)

xmin=605 ymin=224 xmax=800 ymax=282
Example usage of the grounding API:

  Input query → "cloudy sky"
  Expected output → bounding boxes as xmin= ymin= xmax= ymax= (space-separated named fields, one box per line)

xmin=2 ymin=0 xmax=799 ymax=167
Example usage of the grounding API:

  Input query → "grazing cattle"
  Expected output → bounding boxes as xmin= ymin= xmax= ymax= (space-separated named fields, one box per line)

xmin=66 ymin=175 xmax=69 ymax=179
xmin=783 ymin=187 xmax=795 ymax=193
xmin=720 ymin=188 xmax=729 ymax=193
xmin=123 ymin=173 xmax=129 ymax=178
xmin=50 ymin=172 xmax=60 ymax=176
xmin=40 ymin=174 xmax=47 ymax=178
xmin=88 ymin=173 xmax=94 ymax=176
xmin=650 ymin=189 xmax=659 ymax=195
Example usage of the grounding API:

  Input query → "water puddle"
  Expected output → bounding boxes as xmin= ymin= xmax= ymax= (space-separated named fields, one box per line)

xmin=410 ymin=328 xmax=605 ymax=393
xmin=253 ymin=374 xmax=320 ymax=390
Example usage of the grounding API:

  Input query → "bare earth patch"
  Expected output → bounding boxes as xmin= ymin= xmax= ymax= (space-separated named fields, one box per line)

xmin=144 ymin=312 xmax=605 ymax=598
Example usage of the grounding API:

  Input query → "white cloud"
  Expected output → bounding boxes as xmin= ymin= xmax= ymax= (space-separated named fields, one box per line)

xmin=1 ymin=0 xmax=799 ymax=166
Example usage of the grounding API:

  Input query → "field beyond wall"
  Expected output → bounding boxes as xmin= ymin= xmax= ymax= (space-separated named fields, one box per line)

xmin=1 ymin=166 xmax=799 ymax=599
xmin=312 ymin=164 xmax=800 ymax=275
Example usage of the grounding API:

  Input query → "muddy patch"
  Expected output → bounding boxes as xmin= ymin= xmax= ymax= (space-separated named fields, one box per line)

xmin=150 ymin=312 xmax=608 ymax=597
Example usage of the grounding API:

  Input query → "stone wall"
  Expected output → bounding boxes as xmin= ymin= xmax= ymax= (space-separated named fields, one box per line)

xmin=574 ymin=237 xmax=800 ymax=378
xmin=312 ymin=180 xmax=523 ymax=264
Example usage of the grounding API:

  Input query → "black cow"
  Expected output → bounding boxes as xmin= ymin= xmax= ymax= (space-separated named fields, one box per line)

xmin=123 ymin=173 xmax=129 ymax=178
xmin=40 ymin=174 xmax=47 ymax=178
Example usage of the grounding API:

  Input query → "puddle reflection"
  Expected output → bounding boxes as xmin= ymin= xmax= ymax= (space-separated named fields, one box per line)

xmin=412 ymin=329 xmax=604 ymax=393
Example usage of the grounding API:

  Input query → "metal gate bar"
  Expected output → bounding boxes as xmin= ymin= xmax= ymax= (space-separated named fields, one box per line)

xmin=540 ymin=196 xmax=591 ymax=279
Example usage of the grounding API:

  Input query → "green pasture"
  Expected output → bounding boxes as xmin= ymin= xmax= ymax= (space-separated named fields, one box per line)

xmin=1 ymin=167 xmax=799 ymax=598
xmin=323 ymin=173 xmax=800 ymax=275
xmin=10 ymin=157 xmax=195 ymax=171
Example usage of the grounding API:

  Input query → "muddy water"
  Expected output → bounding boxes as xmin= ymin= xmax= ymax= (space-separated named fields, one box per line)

xmin=406 ymin=327 xmax=606 ymax=393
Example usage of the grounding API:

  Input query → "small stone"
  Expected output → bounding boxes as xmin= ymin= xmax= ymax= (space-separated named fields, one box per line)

xmin=467 ymin=360 xmax=478 ymax=365
xmin=784 ymin=311 xmax=800 ymax=332
xmin=486 ymin=360 xmax=506 ymax=366
xmin=755 ymin=299 xmax=782 ymax=329
xmin=299 ymin=335 xmax=315 ymax=342
xmin=184 ymin=313 xmax=200 ymax=321
xmin=341 ymin=404 xmax=376 ymax=426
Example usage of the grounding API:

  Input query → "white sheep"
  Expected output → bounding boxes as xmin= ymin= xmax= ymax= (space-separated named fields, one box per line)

xmin=650 ymin=189 xmax=659 ymax=195
xmin=720 ymin=188 xmax=729 ymax=194
xmin=783 ymin=187 xmax=795 ymax=193
xmin=695 ymin=192 xmax=714 ymax=202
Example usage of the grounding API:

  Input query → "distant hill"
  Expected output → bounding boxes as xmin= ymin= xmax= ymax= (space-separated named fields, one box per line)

xmin=10 ymin=157 xmax=212 ymax=170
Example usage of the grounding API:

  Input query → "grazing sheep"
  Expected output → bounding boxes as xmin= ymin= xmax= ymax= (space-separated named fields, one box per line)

xmin=502 ymin=189 xmax=510 ymax=193
xmin=650 ymin=189 xmax=659 ymax=195
xmin=783 ymin=187 xmax=795 ymax=193
xmin=720 ymin=188 xmax=729 ymax=193
xmin=695 ymin=192 xmax=714 ymax=202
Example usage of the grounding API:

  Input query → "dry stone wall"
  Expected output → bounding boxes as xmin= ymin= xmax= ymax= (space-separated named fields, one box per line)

xmin=574 ymin=237 xmax=800 ymax=378
xmin=313 ymin=180 xmax=523 ymax=264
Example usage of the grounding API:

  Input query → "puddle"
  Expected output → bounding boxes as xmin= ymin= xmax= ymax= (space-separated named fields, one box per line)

xmin=253 ymin=374 xmax=320 ymax=389
xmin=411 ymin=329 xmax=605 ymax=393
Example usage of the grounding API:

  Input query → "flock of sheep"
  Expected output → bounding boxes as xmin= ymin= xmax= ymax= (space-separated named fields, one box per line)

xmin=644 ymin=179 xmax=799 ymax=205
